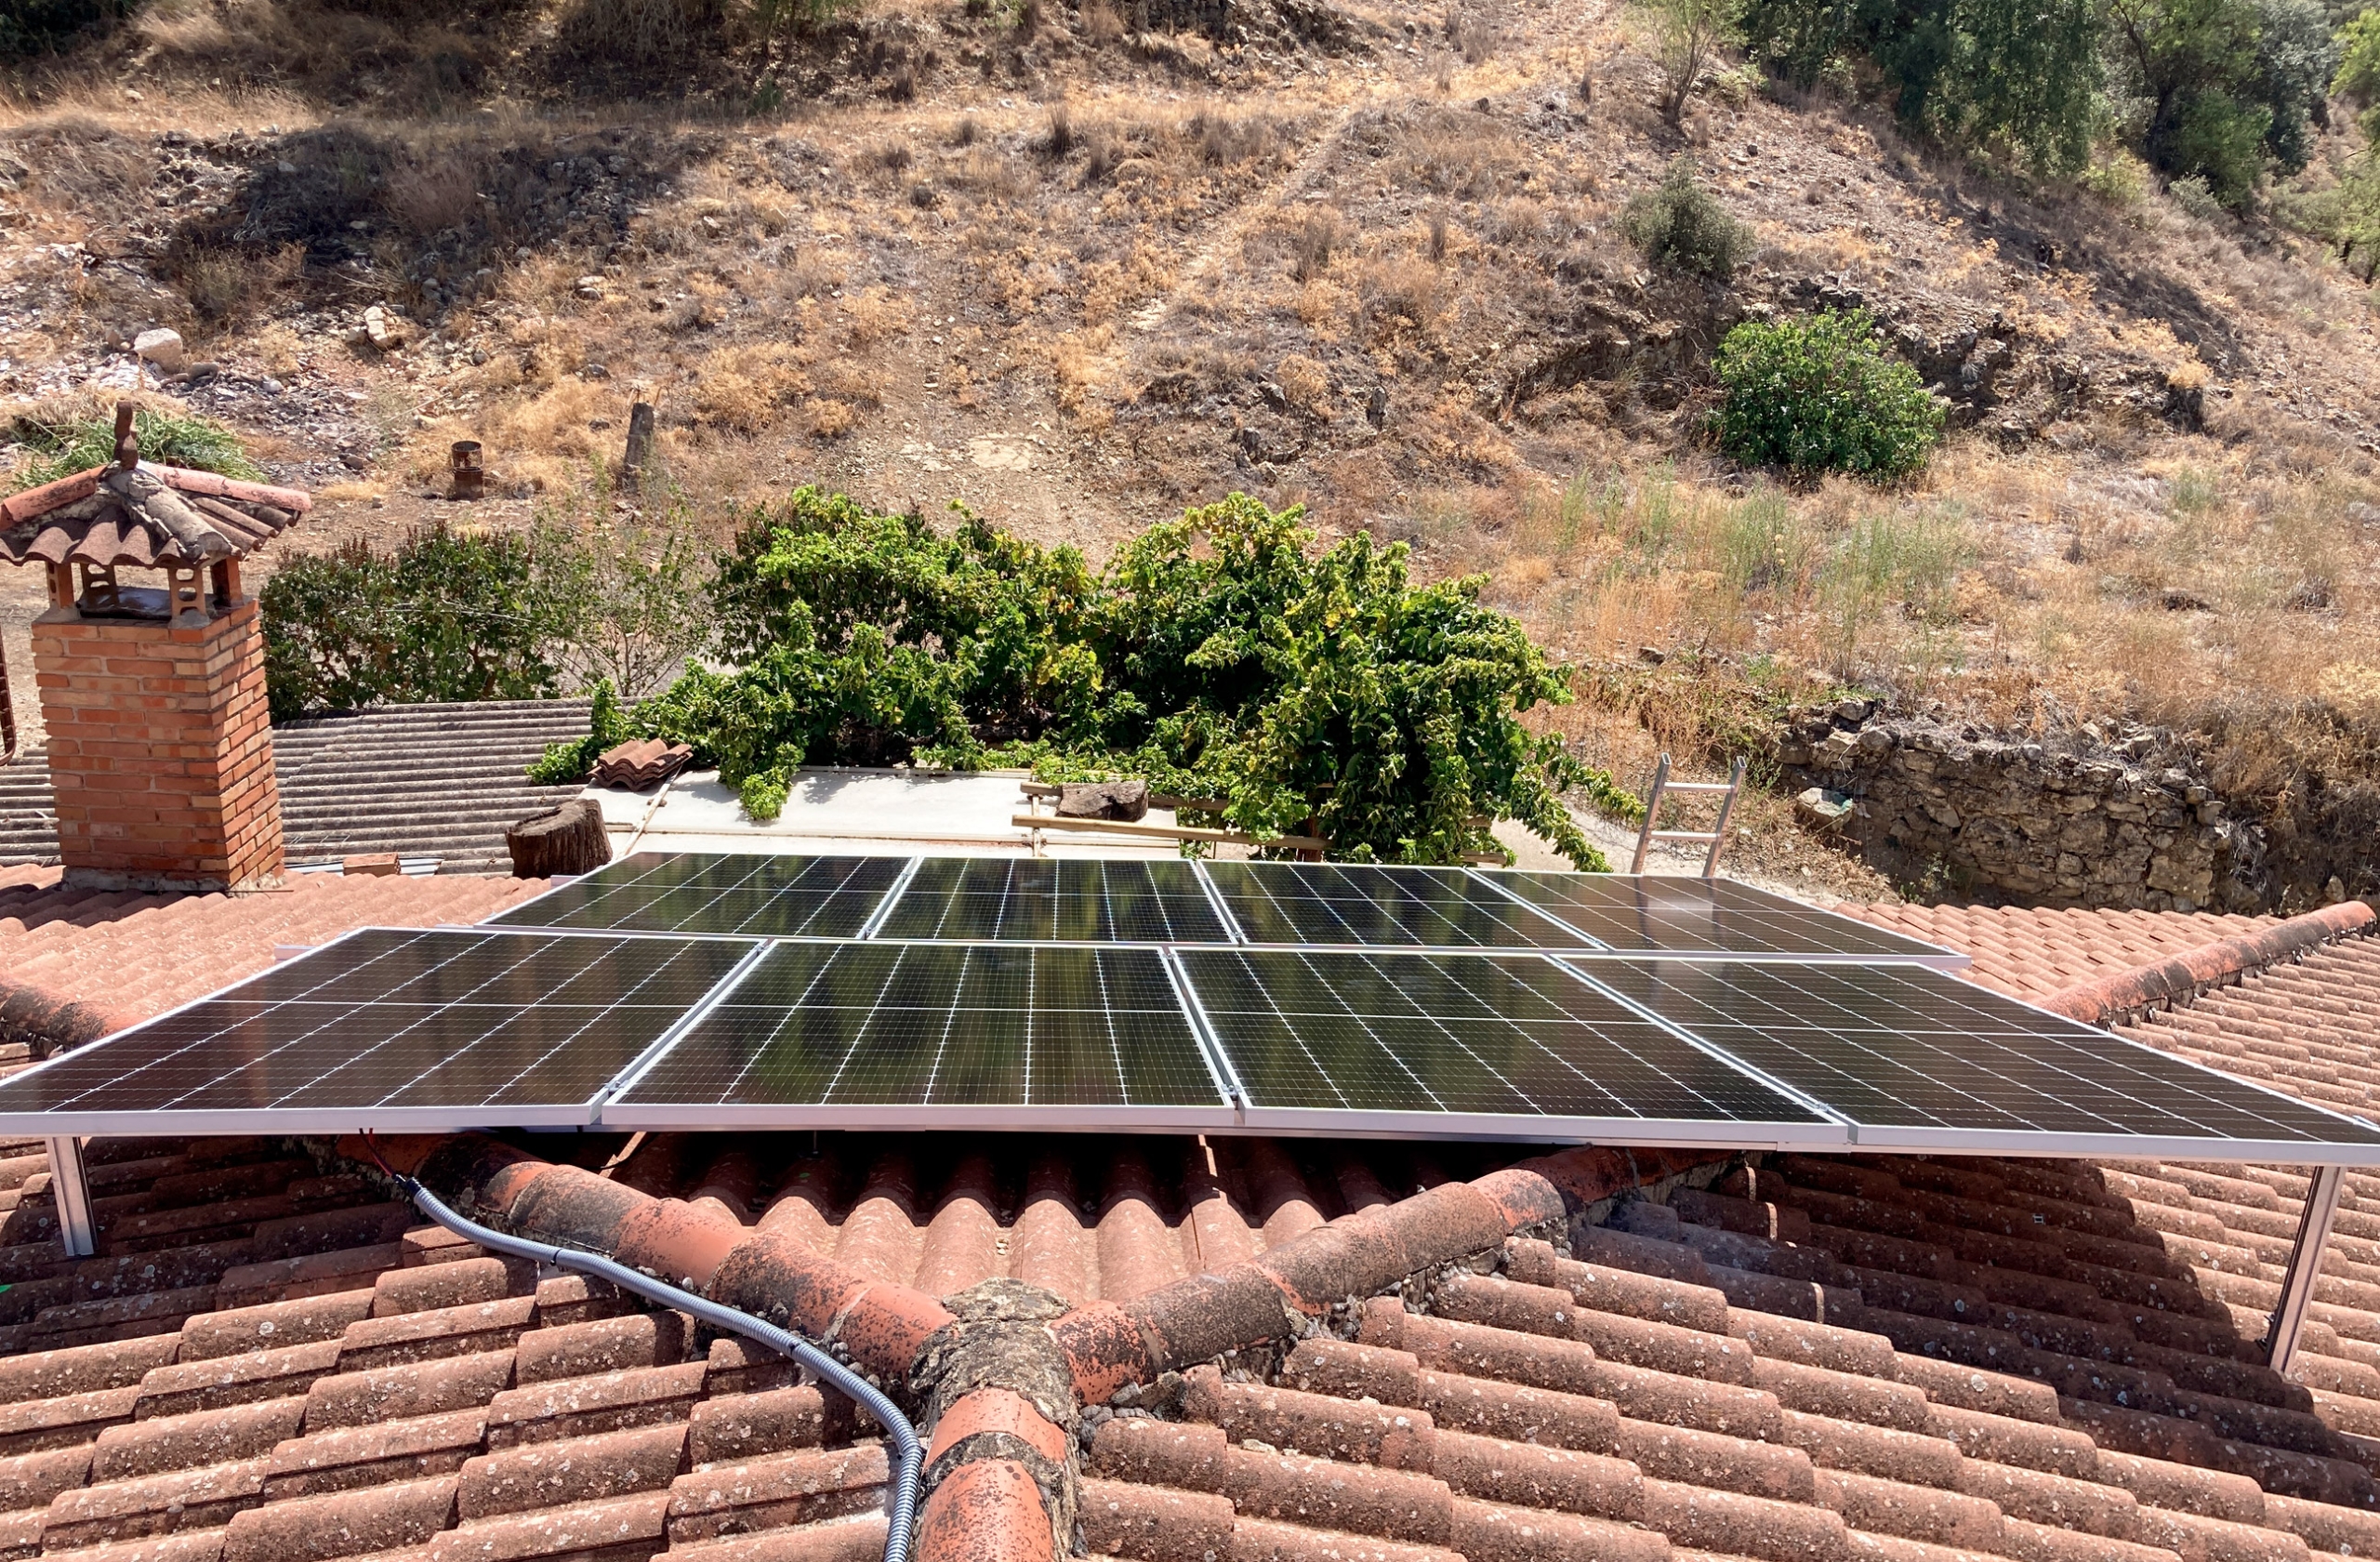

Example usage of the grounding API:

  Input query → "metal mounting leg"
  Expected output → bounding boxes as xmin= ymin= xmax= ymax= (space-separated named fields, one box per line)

xmin=2266 ymin=1162 xmax=2345 ymax=1375
xmin=46 ymin=1134 xmax=96 ymax=1259
xmin=1702 ymin=756 xmax=1749 ymax=879
xmin=1630 ymin=754 xmax=1671 ymax=875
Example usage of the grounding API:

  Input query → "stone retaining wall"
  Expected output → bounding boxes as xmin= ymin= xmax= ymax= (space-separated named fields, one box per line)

xmin=1776 ymin=701 xmax=2262 ymax=912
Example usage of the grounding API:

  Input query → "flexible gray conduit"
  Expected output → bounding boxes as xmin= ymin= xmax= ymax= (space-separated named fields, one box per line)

xmin=399 ymin=1178 xmax=923 ymax=1562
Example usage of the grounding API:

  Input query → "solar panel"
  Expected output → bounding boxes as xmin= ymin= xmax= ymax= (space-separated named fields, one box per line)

xmin=1172 ymin=947 xmax=1836 ymax=1145
xmin=874 ymin=857 xmax=1230 ymax=943
xmin=1200 ymin=862 xmax=1585 ymax=949
xmin=488 ymin=853 xmax=907 ymax=938
xmin=605 ymin=941 xmax=1232 ymax=1129
xmin=0 ymin=929 xmax=753 ymax=1136
xmin=1574 ymin=958 xmax=2380 ymax=1159
xmin=1478 ymin=871 xmax=1966 ymax=966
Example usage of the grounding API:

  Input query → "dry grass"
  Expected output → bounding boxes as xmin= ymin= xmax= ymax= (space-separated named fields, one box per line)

xmin=693 ymin=344 xmax=813 ymax=435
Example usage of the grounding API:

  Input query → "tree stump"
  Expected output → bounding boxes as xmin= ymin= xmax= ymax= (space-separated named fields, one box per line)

xmin=622 ymin=401 xmax=656 ymax=473
xmin=508 ymin=799 xmax=612 ymax=879
xmin=1057 ymin=780 xmax=1149 ymax=821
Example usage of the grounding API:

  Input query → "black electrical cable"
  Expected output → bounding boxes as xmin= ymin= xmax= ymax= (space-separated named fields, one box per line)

xmin=365 ymin=1141 xmax=921 ymax=1562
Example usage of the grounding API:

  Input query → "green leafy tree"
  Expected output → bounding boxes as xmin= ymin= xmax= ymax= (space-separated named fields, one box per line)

xmin=629 ymin=489 xmax=1617 ymax=867
xmin=2105 ymin=0 xmax=2339 ymax=202
xmin=2342 ymin=7 xmax=2380 ymax=133
xmin=534 ymin=480 xmax=716 ymax=700
xmin=1741 ymin=0 xmax=2100 ymax=173
xmin=261 ymin=523 xmax=577 ymax=720
xmin=1621 ymin=157 xmax=1758 ymax=277
xmin=1714 ymin=310 xmax=1944 ymax=479
xmin=2253 ymin=0 xmax=2343 ymax=174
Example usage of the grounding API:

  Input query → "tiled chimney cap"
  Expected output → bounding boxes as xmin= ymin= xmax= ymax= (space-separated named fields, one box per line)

xmin=0 ymin=404 xmax=311 ymax=571
xmin=0 ymin=461 xmax=312 ymax=569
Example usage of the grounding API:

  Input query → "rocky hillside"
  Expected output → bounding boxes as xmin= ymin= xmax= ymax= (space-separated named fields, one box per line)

xmin=2 ymin=0 xmax=2376 ymax=907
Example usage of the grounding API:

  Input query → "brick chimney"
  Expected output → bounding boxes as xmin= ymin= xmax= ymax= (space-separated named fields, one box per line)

xmin=0 ymin=403 xmax=311 ymax=891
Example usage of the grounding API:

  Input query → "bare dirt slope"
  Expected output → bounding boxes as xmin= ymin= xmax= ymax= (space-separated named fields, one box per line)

xmin=3 ymin=0 xmax=2376 ymax=903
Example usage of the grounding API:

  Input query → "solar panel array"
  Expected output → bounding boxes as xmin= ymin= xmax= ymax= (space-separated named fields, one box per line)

xmin=0 ymin=930 xmax=752 ymax=1134
xmin=7 ymin=850 xmax=2377 ymax=1164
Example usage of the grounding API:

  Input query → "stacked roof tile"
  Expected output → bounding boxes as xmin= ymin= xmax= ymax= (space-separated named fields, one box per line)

xmin=593 ymin=740 xmax=694 ymax=790
xmin=0 ymin=897 xmax=2376 ymax=1562
xmin=0 ymin=463 xmax=311 ymax=572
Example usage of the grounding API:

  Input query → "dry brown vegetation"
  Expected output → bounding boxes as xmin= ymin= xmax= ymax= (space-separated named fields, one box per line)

xmin=3 ymin=0 xmax=2378 ymax=901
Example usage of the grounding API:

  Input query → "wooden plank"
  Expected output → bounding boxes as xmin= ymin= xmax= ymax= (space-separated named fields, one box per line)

xmin=1012 ymin=814 xmax=1328 ymax=853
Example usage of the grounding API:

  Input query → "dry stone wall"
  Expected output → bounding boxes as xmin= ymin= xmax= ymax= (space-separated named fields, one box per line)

xmin=1776 ymin=701 xmax=2262 ymax=913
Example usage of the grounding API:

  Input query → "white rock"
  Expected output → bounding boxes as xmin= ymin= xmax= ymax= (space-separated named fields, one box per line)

xmin=133 ymin=327 xmax=185 ymax=373
xmin=362 ymin=305 xmax=405 ymax=352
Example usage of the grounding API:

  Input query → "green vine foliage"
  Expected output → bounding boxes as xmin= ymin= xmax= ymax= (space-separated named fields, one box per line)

xmin=636 ymin=487 xmax=1612 ymax=868
xmin=527 ymin=680 xmax=631 ymax=785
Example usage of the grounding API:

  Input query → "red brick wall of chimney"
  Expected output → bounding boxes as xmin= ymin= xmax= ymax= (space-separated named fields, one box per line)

xmin=32 ymin=597 xmax=284 ymax=891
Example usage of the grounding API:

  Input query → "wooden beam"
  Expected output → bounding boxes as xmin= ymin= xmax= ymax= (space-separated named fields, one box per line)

xmin=1012 ymin=813 xmax=1327 ymax=853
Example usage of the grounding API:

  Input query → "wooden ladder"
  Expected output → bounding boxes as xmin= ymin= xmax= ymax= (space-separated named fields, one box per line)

xmin=1628 ymin=752 xmax=1748 ymax=877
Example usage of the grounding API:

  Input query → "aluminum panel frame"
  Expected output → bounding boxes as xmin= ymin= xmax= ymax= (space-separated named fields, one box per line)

xmin=599 ymin=1099 xmax=1241 ymax=1132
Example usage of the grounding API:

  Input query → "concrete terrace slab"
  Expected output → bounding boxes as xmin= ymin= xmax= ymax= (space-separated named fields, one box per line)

xmin=592 ymin=767 xmax=1179 ymax=857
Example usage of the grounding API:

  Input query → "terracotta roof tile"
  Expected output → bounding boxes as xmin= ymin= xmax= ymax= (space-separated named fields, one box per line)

xmin=7 ymin=901 xmax=2380 ymax=1562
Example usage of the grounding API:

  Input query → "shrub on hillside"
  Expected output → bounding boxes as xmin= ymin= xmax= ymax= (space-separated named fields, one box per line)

xmin=1713 ymin=311 xmax=1943 ymax=479
xmin=633 ymin=488 xmax=1618 ymax=867
xmin=1620 ymin=158 xmax=1755 ymax=277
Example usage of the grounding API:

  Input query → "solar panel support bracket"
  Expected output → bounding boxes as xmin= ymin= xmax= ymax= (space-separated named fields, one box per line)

xmin=46 ymin=1134 xmax=96 ymax=1259
xmin=856 ymin=857 xmax=924 ymax=940
xmin=592 ymin=937 xmax=779 ymax=1118
xmin=2264 ymin=1160 xmax=2345 ymax=1376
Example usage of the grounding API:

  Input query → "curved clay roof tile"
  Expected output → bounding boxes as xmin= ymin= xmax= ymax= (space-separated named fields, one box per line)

xmin=0 ymin=460 xmax=310 ymax=570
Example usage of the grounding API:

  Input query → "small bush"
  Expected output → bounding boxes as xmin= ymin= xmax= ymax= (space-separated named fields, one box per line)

xmin=2166 ymin=172 xmax=2226 ymax=220
xmin=1620 ymin=157 xmax=1755 ymax=277
xmin=1713 ymin=309 xmax=1943 ymax=479
xmin=7 ymin=404 xmax=263 ymax=491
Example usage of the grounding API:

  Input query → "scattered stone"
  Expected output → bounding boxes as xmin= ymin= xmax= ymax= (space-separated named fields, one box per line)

xmin=132 ymin=327 xmax=185 ymax=374
xmin=575 ymin=275 xmax=606 ymax=300
xmin=1795 ymin=787 xmax=1852 ymax=826
xmin=362 ymin=305 xmax=406 ymax=352
xmin=1636 ymin=645 xmax=1666 ymax=665
xmin=2161 ymin=586 xmax=2211 ymax=611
